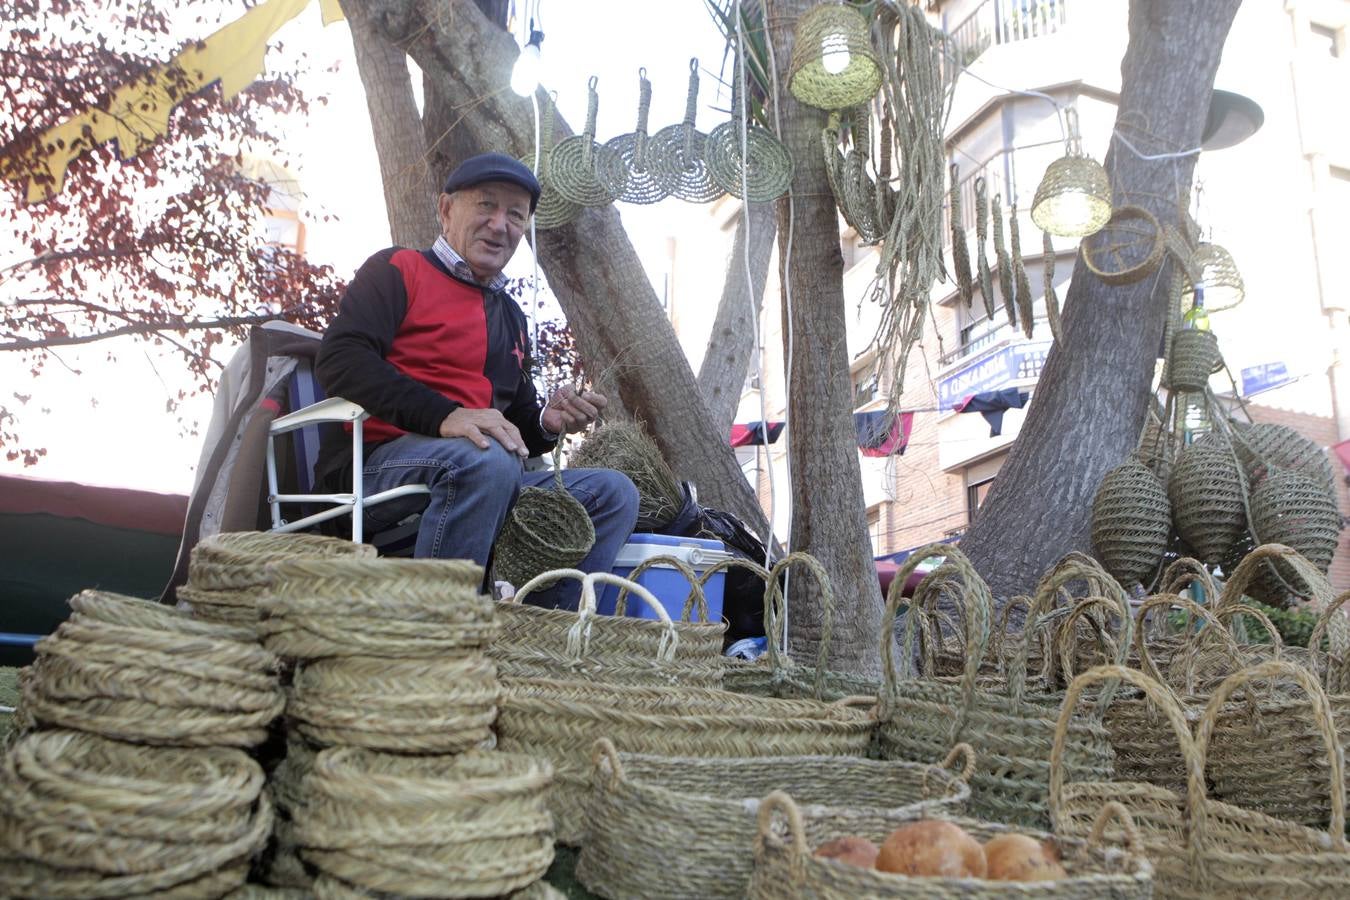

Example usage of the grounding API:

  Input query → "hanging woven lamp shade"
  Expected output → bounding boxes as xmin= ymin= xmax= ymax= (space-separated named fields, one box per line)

xmin=521 ymin=92 xmax=581 ymax=230
xmin=1167 ymin=441 xmax=1246 ymax=566
xmin=603 ymin=69 xmax=670 ymax=205
xmin=787 ymin=2 xmax=882 ymax=110
xmin=649 ymin=58 xmax=723 ymax=203
xmin=1250 ymin=469 xmax=1342 ymax=575
xmin=1090 ymin=456 xmax=1171 ymax=586
xmin=550 ymin=76 xmax=626 ymax=207
xmin=1187 ymin=242 xmax=1245 ymax=311
xmin=1030 ymin=155 xmax=1111 ymax=237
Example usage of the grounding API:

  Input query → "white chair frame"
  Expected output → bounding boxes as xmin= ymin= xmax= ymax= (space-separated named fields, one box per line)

xmin=265 ymin=397 xmax=429 ymax=542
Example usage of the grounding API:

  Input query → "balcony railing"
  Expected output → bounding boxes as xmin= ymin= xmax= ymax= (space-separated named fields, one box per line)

xmin=949 ymin=0 xmax=1071 ymax=68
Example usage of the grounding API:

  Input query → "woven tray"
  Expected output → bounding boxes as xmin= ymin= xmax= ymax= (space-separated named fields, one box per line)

xmin=577 ymin=739 xmax=973 ymax=900
xmin=750 ymin=791 xmax=1152 ymax=898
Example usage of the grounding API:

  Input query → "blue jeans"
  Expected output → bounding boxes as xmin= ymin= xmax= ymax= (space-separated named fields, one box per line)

xmin=361 ymin=433 xmax=639 ymax=611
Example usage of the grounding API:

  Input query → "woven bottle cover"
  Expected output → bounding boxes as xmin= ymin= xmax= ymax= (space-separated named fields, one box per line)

xmin=1090 ymin=455 xmax=1171 ymax=586
xmin=873 ymin=103 xmax=896 ymax=231
xmin=948 ymin=162 xmax=974 ymax=307
xmin=706 ymin=63 xmax=794 ymax=202
xmin=787 ymin=1 xmax=883 ymax=110
xmin=521 ymin=92 xmax=581 ymax=230
xmin=549 ymin=76 xmax=626 ymax=207
xmin=603 ymin=69 xmax=669 ymax=205
xmin=974 ymin=176 xmax=995 ymax=319
xmin=649 ymin=58 xmax=723 ymax=203
xmin=991 ymin=193 xmax=1017 ymax=328
xmin=1168 ymin=328 xmax=1221 ymax=392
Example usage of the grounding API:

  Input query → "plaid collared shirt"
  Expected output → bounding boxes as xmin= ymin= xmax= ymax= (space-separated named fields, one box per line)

xmin=431 ymin=235 xmax=509 ymax=293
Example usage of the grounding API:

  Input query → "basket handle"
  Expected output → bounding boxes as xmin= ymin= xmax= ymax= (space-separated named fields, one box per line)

xmin=591 ymin=737 xmax=625 ymax=791
xmin=754 ymin=789 xmax=809 ymax=859
xmin=1209 ymin=604 xmax=1283 ymax=655
xmin=920 ymin=742 xmax=977 ymax=802
xmin=1049 ymin=665 xmax=1206 ymax=851
xmin=879 ymin=544 xmax=991 ymax=739
xmin=1054 ymin=596 xmax=1123 ymax=684
xmin=1132 ymin=593 xmax=1231 ymax=693
xmin=1087 ymin=801 xmax=1144 ymax=857
xmin=767 ymin=551 xmax=836 ymax=699
xmin=1194 ymin=659 xmax=1346 ymax=850
xmin=1306 ymin=589 xmax=1350 ymax=692
xmin=612 ymin=553 xmax=711 ymax=622
xmin=512 ymin=568 xmax=589 ymax=606
xmin=698 ymin=555 xmax=776 ymax=654
xmin=1159 ymin=556 xmax=1219 ymax=605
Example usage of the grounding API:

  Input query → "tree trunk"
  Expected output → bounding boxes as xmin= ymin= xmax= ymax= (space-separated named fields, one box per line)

xmin=767 ymin=0 xmax=883 ymax=676
xmin=340 ymin=0 xmax=440 ymax=247
xmin=959 ymin=0 xmax=1244 ymax=599
xmin=697 ymin=201 xmax=777 ymax=433
xmin=351 ymin=0 xmax=770 ymax=536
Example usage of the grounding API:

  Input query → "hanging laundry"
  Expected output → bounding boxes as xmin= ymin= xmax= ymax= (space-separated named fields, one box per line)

xmin=729 ymin=421 xmax=785 ymax=447
xmin=955 ymin=388 xmax=1029 ymax=437
xmin=1332 ymin=438 xmax=1350 ymax=477
xmin=856 ymin=411 xmax=914 ymax=457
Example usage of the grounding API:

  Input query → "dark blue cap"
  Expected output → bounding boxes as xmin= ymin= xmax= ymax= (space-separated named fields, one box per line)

xmin=442 ymin=152 xmax=541 ymax=212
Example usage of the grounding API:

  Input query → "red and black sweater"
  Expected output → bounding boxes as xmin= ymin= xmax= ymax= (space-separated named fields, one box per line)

xmin=313 ymin=247 xmax=555 ymax=489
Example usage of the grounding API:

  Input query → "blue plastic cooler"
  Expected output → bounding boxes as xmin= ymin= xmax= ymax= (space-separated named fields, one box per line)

xmin=596 ymin=533 xmax=732 ymax=623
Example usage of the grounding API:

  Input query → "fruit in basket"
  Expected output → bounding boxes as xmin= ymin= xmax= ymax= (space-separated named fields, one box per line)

xmin=983 ymin=833 xmax=1067 ymax=881
xmin=875 ymin=820 xmax=986 ymax=878
xmin=814 ymin=835 xmax=880 ymax=868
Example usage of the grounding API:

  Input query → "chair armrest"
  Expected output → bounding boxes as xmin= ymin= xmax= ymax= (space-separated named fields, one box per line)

xmin=270 ymin=397 xmax=368 ymax=435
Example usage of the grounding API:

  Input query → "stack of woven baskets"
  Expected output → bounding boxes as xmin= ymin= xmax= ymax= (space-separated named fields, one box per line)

xmin=258 ymin=556 xmax=556 ymax=897
xmin=1 ymin=590 xmax=279 ymax=897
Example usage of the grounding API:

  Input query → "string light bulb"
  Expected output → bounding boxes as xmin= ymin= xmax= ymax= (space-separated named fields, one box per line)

xmin=510 ymin=24 xmax=544 ymax=98
xmin=1030 ymin=108 xmax=1112 ymax=237
xmin=821 ymin=32 xmax=851 ymax=74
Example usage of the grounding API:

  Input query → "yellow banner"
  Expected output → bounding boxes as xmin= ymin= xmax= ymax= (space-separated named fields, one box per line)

xmin=2 ymin=0 xmax=345 ymax=203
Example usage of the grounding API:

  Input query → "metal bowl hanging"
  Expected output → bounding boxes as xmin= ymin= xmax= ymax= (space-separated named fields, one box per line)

xmin=520 ymin=92 xmax=581 ymax=230
xmin=705 ymin=65 xmax=793 ymax=202
xmin=649 ymin=58 xmax=723 ymax=203
xmin=787 ymin=1 xmax=883 ymax=111
xmin=602 ymin=69 xmax=671 ymax=205
xmin=549 ymin=76 xmax=627 ymax=207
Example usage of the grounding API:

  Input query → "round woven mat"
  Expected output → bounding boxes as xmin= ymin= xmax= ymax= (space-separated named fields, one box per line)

xmin=705 ymin=121 xmax=793 ymax=202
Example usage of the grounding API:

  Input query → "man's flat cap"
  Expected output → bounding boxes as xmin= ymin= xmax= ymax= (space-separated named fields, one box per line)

xmin=442 ymin=152 xmax=541 ymax=212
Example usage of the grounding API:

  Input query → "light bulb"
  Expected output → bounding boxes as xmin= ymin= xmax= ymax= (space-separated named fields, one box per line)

xmin=821 ymin=32 xmax=850 ymax=75
xmin=510 ymin=30 xmax=544 ymax=97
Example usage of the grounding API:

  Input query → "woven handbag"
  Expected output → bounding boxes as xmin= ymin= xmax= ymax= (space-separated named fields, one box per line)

xmin=495 ymin=677 xmax=876 ymax=845
xmin=875 ymin=545 xmax=1120 ymax=828
xmin=1052 ymin=661 xmax=1350 ymax=899
xmin=490 ymin=568 xmax=725 ymax=688
xmin=577 ymin=739 xmax=972 ymax=900
xmin=293 ymin=747 xmax=554 ymax=899
xmin=750 ymin=791 xmax=1152 ymax=899
xmin=578 ymin=738 xmax=973 ymax=900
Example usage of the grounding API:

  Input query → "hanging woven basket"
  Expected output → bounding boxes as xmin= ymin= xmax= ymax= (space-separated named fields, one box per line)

xmin=787 ymin=2 xmax=883 ymax=110
xmin=1250 ymin=469 xmax=1342 ymax=575
xmin=1167 ymin=328 xmax=1222 ymax=392
xmin=1167 ymin=440 xmax=1247 ymax=566
xmin=1090 ymin=456 xmax=1171 ymax=587
xmin=1232 ymin=422 xmax=1337 ymax=494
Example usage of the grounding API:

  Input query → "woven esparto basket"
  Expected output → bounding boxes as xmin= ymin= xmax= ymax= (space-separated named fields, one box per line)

xmin=258 ymin=557 xmax=497 ymax=660
xmin=286 ymin=654 xmax=499 ymax=753
xmin=1231 ymin=421 xmax=1338 ymax=495
xmin=1090 ymin=455 xmax=1171 ymax=587
xmin=496 ymin=676 xmax=876 ymax=845
xmin=294 ymin=746 xmax=553 ymax=899
xmin=719 ymin=552 xmax=884 ymax=702
xmin=875 ymin=544 xmax=1120 ymax=828
xmin=0 ymin=729 xmax=272 ymax=899
xmin=577 ymin=738 xmax=973 ymax=900
xmin=1052 ymin=661 xmax=1350 ymax=899
xmin=1167 ymin=439 xmax=1247 ymax=566
xmin=491 ymin=568 xmax=725 ymax=688
xmin=750 ymin=791 xmax=1152 ymax=899
xmin=1249 ymin=469 xmax=1343 ymax=576
xmin=19 ymin=592 xmax=283 ymax=748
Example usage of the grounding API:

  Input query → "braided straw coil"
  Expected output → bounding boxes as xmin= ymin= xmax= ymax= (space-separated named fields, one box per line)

xmin=294 ymin=747 xmax=553 ymax=899
xmin=1044 ymin=229 xmax=1064 ymax=342
xmin=1250 ymin=469 xmax=1342 ymax=575
xmin=649 ymin=58 xmax=723 ymax=203
xmin=948 ymin=163 xmax=974 ymax=306
xmin=974 ymin=176 xmax=995 ymax=319
xmin=603 ymin=69 xmax=670 ymax=205
xmin=1090 ymin=456 xmax=1171 ymax=587
xmin=991 ymin=193 xmax=1017 ymax=328
xmin=568 ymin=421 xmax=683 ymax=531
xmin=0 ymin=730 xmax=271 ymax=899
xmin=578 ymin=738 xmax=972 ymax=900
xmin=492 ymin=568 xmax=725 ymax=687
xmin=259 ymin=557 xmax=496 ymax=660
xmin=1167 ymin=440 xmax=1247 ymax=565
xmin=549 ymin=76 xmax=625 ymax=207
xmin=787 ymin=2 xmax=883 ymax=110
xmin=1167 ymin=328 xmax=1221 ymax=392
xmin=751 ymin=791 xmax=1151 ymax=900
xmin=520 ymin=92 xmax=581 ymax=230
xmin=1052 ymin=661 xmax=1350 ymax=899
xmin=287 ymin=654 xmax=499 ymax=753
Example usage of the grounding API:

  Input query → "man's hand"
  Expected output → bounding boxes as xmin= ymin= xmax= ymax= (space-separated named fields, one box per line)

xmin=439 ymin=407 xmax=528 ymax=458
xmin=542 ymin=385 xmax=607 ymax=435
